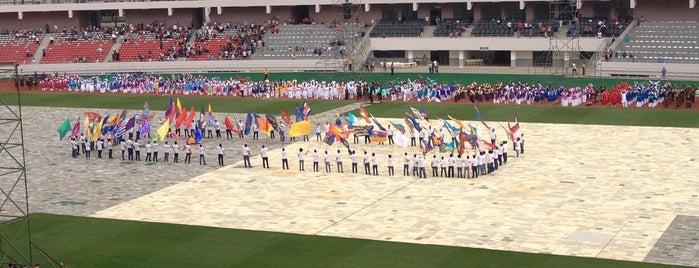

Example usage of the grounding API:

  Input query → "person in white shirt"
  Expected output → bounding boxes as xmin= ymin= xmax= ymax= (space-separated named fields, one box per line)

xmin=456 ymin=155 xmax=463 ymax=178
xmin=133 ymin=139 xmax=141 ymax=161
xmin=371 ymin=153 xmax=379 ymax=175
xmin=217 ymin=144 xmax=224 ymax=166
xmin=387 ymin=125 xmax=394 ymax=145
xmin=418 ymin=155 xmax=427 ymax=178
xmin=402 ymin=153 xmax=410 ymax=176
xmin=152 ymin=142 xmax=159 ymax=162
xmin=431 ymin=155 xmax=439 ymax=177
xmin=96 ymin=139 xmax=104 ymax=158
xmin=243 ymin=144 xmax=251 ymax=168
xmin=335 ymin=150 xmax=343 ymax=173
xmin=519 ymin=133 xmax=525 ymax=154
xmin=363 ymin=151 xmax=371 ymax=174
xmin=184 ymin=143 xmax=192 ymax=164
xmin=120 ymin=138 xmax=126 ymax=160
xmin=107 ymin=138 xmax=113 ymax=159
xmin=350 ymin=151 xmax=358 ymax=173
xmin=501 ymin=141 xmax=508 ymax=163
xmin=173 ymin=141 xmax=180 ymax=163
xmin=447 ymin=154 xmax=455 ymax=178
xmin=163 ymin=141 xmax=171 ymax=162
xmin=294 ymin=148 xmax=303 ymax=171
xmin=412 ymin=154 xmax=419 ymax=177
xmin=252 ymin=123 xmax=259 ymax=140
xmin=145 ymin=141 xmax=153 ymax=161
xmin=490 ymin=128 xmax=497 ymax=145
xmin=260 ymin=145 xmax=269 ymax=168
xmin=126 ymin=138 xmax=134 ymax=160
xmin=70 ymin=137 xmax=78 ymax=158
xmin=84 ymin=140 xmax=91 ymax=159
xmin=312 ymin=150 xmax=319 ymax=171
xmin=324 ymin=151 xmax=332 ymax=172
xmin=514 ymin=138 xmax=521 ymax=158
xmin=315 ymin=123 xmax=322 ymax=141
xmin=387 ymin=154 xmax=394 ymax=176
xmin=199 ymin=144 xmax=206 ymax=165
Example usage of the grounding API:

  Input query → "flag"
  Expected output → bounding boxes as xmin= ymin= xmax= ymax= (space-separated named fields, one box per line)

xmin=323 ymin=134 xmax=336 ymax=145
xmin=184 ymin=107 xmax=196 ymax=129
xmin=508 ymin=116 xmax=520 ymax=142
xmin=57 ymin=118 xmax=71 ymax=140
xmin=393 ymin=131 xmax=409 ymax=148
xmin=303 ymin=102 xmax=311 ymax=120
xmin=474 ymin=105 xmax=482 ymax=120
xmin=340 ymin=138 xmax=351 ymax=154
xmin=431 ymin=133 xmax=443 ymax=147
xmin=280 ymin=108 xmax=291 ymax=126
xmin=91 ymin=119 xmax=103 ymax=142
xmin=207 ymin=113 xmax=217 ymax=127
xmin=194 ymin=123 xmax=202 ymax=143
xmin=165 ymin=101 xmax=176 ymax=123
xmin=359 ymin=105 xmax=370 ymax=123
xmin=389 ymin=121 xmax=406 ymax=134
xmin=295 ymin=104 xmax=304 ymax=122
xmin=347 ymin=113 xmax=357 ymax=128
xmin=70 ymin=117 xmax=81 ymax=137
xmin=328 ymin=124 xmax=348 ymax=140
xmin=480 ymin=120 xmax=491 ymax=131
xmin=84 ymin=111 xmax=101 ymax=123
xmin=266 ymin=113 xmax=279 ymax=130
xmin=409 ymin=107 xmax=423 ymax=121
xmin=370 ymin=113 xmax=386 ymax=131
xmin=255 ymin=115 xmax=272 ymax=136
xmin=289 ymin=120 xmax=312 ymax=137
xmin=406 ymin=114 xmax=422 ymax=132
xmin=420 ymin=137 xmax=433 ymax=154
xmin=176 ymin=98 xmax=183 ymax=113
xmin=114 ymin=123 xmax=126 ymax=140
xmin=156 ymin=119 xmax=170 ymax=142
xmin=139 ymin=119 xmax=150 ymax=138
xmin=244 ymin=112 xmax=253 ymax=135
xmin=419 ymin=107 xmax=429 ymax=121
xmin=482 ymin=140 xmax=497 ymax=150
xmin=369 ymin=130 xmax=387 ymax=143
xmin=208 ymin=104 xmax=213 ymax=113
xmin=142 ymin=101 xmax=150 ymax=118
xmin=447 ymin=115 xmax=465 ymax=129
xmin=106 ymin=113 xmax=119 ymax=125
xmin=123 ymin=116 xmax=136 ymax=132
xmin=441 ymin=118 xmax=459 ymax=132
xmin=175 ymin=109 xmax=188 ymax=129
xmin=224 ymin=116 xmax=241 ymax=135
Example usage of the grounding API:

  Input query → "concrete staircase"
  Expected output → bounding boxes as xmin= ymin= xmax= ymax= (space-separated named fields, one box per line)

xmin=33 ymin=35 xmax=51 ymax=63
xmin=104 ymin=37 xmax=122 ymax=62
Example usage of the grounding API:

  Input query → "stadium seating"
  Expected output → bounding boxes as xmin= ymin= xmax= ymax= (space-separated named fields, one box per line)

xmin=369 ymin=20 xmax=424 ymax=37
xmin=257 ymin=24 xmax=359 ymax=60
xmin=188 ymin=28 xmax=260 ymax=61
xmin=116 ymin=33 xmax=180 ymax=62
xmin=40 ymin=34 xmax=112 ymax=64
xmin=612 ymin=21 xmax=699 ymax=63
xmin=568 ymin=17 xmax=627 ymax=37
xmin=0 ymin=34 xmax=42 ymax=64
xmin=433 ymin=19 xmax=466 ymax=37
xmin=471 ymin=20 xmax=558 ymax=37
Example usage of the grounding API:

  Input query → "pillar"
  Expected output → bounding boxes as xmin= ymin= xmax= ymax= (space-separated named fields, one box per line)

xmin=365 ymin=3 xmax=370 ymax=12
xmin=266 ymin=5 xmax=271 ymax=14
xmin=691 ymin=0 xmax=696 ymax=8
xmin=458 ymin=51 xmax=464 ymax=68
xmin=510 ymin=51 xmax=517 ymax=67
xmin=413 ymin=2 xmax=418 ymax=11
xmin=217 ymin=6 xmax=222 ymax=15
xmin=168 ymin=8 xmax=173 ymax=16
xmin=407 ymin=50 xmax=414 ymax=61
xmin=519 ymin=0 xmax=525 ymax=10
xmin=467 ymin=2 xmax=472 ymax=10
xmin=315 ymin=4 xmax=320 ymax=13
xmin=118 ymin=9 xmax=124 ymax=17
xmin=18 ymin=11 xmax=23 ymax=20
xmin=68 ymin=10 xmax=73 ymax=18
xmin=630 ymin=0 xmax=637 ymax=9
xmin=564 ymin=51 xmax=570 ymax=70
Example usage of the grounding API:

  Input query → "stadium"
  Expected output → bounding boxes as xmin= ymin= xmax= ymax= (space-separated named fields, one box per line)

xmin=0 ymin=0 xmax=698 ymax=267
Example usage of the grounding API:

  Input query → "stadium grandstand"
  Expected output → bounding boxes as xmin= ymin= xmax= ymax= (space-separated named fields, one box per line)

xmin=0 ymin=0 xmax=697 ymax=78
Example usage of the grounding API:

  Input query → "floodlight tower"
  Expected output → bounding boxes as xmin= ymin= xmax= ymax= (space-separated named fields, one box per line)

xmin=0 ymin=62 xmax=60 ymax=268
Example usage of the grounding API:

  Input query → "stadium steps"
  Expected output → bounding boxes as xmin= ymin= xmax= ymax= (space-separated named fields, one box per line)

xmin=105 ymin=38 xmax=122 ymax=62
xmin=33 ymin=35 xmax=51 ymax=64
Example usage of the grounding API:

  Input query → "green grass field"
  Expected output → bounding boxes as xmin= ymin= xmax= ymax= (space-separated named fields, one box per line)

xmin=3 ymin=91 xmax=697 ymax=128
xmin=0 ymin=214 xmax=683 ymax=268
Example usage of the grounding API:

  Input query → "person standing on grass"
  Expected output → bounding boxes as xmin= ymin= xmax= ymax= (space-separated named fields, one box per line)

xmin=217 ymin=144 xmax=224 ymax=166
xmin=199 ymin=144 xmax=206 ymax=165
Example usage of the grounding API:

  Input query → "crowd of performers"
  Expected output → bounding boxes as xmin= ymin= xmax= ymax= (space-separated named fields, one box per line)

xmin=63 ymin=105 xmax=526 ymax=179
xmin=33 ymin=73 xmax=696 ymax=108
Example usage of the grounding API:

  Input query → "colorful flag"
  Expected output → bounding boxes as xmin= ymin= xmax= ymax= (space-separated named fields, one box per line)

xmin=347 ymin=113 xmax=357 ymax=128
xmin=447 ymin=115 xmax=465 ymax=129
xmin=57 ymin=118 xmax=71 ymax=140
xmin=482 ymin=140 xmax=497 ymax=150
xmin=139 ymin=119 xmax=150 ymax=138
xmin=289 ymin=120 xmax=312 ymax=137
xmin=420 ymin=136 xmax=433 ymax=154
xmin=123 ymin=116 xmax=136 ymax=132
xmin=369 ymin=130 xmax=387 ymax=143
xmin=156 ymin=119 xmax=170 ymax=142
xmin=409 ymin=107 xmax=423 ymax=121
xmin=175 ymin=109 xmax=188 ymax=129
xmin=441 ymin=118 xmax=459 ymax=132
xmin=303 ymin=102 xmax=311 ymax=120
xmin=369 ymin=113 xmax=386 ymax=131
xmin=91 ymin=119 xmax=103 ymax=142
xmin=183 ymin=107 xmax=196 ymax=129
xmin=176 ymin=98 xmax=183 ymax=113
xmin=508 ymin=116 xmax=520 ymax=142
xmin=406 ymin=114 xmax=422 ymax=132
xmin=359 ymin=105 xmax=370 ymax=123
xmin=165 ymin=100 xmax=176 ymax=123
xmin=84 ymin=111 xmax=101 ymax=123
xmin=295 ymin=104 xmax=304 ymax=122
xmin=244 ymin=112 xmax=253 ymax=135
xmin=70 ymin=117 xmax=81 ymax=137
xmin=328 ymin=124 xmax=348 ymax=140
xmin=255 ymin=115 xmax=272 ymax=136
xmin=323 ymin=134 xmax=336 ymax=145
xmin=419 ymin=107 xmax=429 ymax=121
xmin=474 ymin=105 xmax=482 ymax=120
xmin=280 ymin=108 xmax=291 ymax=126
xmin=389 ymin=122 xmax=406 ymax=134
xmin=194 ymin=123 xmax=202 ymax=143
